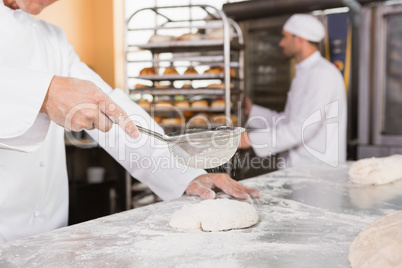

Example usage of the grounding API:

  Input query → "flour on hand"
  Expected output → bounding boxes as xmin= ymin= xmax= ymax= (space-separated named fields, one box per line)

xmin=169 ymin=199 xmax=259 ymax=232
xmin=349 ymin=211 xmax=402 ymax=268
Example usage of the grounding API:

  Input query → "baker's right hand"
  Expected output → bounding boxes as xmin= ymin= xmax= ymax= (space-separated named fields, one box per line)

xmin=243 ymin=95 xmax=253 ymax=116
xmin=40 ymin=76 xmax=139 ymax=138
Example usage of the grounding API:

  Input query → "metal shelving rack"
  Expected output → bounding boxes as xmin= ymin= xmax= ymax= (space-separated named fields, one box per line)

xmin=125 ymin=4 xmax=244 ymax=126
xmin=124 ymin=4 xmax=245 ymax=209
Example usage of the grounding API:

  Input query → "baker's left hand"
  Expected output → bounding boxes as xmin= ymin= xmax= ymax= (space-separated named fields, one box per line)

xmin=186 ymin=173 xmax=262 ymax=200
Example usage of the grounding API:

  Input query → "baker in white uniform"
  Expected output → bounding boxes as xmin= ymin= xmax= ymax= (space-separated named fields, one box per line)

xmin=240 ymin=14 xmax=347 ymax=168
xmin=0 ymin=0 xmax=261 ymax=245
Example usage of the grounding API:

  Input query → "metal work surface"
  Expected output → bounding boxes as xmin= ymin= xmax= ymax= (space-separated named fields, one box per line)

xmin=1 ymin=163 xmax=401 ymax=267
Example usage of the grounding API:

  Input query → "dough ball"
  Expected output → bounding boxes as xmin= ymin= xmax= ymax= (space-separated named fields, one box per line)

xmin=169 ymin=199 xmax=259 ymax=232
xmin=349 ymin=155 xmax=402 ymax=185
xmin=349 ymin=211 xmax=402 ymax=267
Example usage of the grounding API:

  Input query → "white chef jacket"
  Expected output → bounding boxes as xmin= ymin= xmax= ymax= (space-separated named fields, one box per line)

xmin=247 ymin=51 xmax=347 ymax=168
xmin=0 ymin=3 xmax=206 ymax=244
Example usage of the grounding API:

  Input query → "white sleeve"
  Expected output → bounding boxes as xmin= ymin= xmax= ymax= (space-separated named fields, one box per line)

xmin=0 ymin=65 xmax=53 ymax=152
xmin=247 ymin=80 xmax=328 ymax=158
xmin=61 ymin=30 xmax=206 ymax=200
xmin=84 ymin=89 xmax=207 ymax=201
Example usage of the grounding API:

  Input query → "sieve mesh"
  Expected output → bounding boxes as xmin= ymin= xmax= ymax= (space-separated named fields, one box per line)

xmin=167 ymin=127 xmax=244 ymax=169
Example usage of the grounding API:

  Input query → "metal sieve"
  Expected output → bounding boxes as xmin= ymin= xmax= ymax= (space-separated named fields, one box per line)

xmin=137 ymin=126 xmax=245 ymax=169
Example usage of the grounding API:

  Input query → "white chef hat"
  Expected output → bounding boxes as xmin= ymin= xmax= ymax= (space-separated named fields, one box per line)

xmin=283 ymin=14 xmax=326 ymax=42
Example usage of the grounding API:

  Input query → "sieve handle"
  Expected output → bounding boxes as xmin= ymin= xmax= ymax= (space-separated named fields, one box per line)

xmin=136 ymin=125 xmax=167 ymax=142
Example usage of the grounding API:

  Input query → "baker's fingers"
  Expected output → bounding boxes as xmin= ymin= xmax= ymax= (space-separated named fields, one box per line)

xmin=186 ymin=181 xmax=216 ymax=199
xmin=101 ymin=96 xmax=139 ymax=139
xmin=213 ymin=174 xmax=251 ymax=200
xmin=66 ymin=106 xmax=97 ymax=132
xmin=94 ymin=110 xmax=114 ymax=133
xmin=230 ymin=180 xmax=262 ymax=198
xmin=221 ymin=176 xmax=261 ymax=198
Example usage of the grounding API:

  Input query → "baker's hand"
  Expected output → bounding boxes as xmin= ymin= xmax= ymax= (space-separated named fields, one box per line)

xmin=40 ymin=76 xmax=139 ymax=138
xmin=186 ymin=173 xmax=261 ymax=199
xmin=238 ymin=132 xmax=251 ymax=149
xmin=243 ymin=95 xmax=253 ymax=116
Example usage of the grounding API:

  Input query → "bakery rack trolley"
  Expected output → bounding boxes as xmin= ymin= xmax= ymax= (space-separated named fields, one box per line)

xmin=125 ymin=4 xmax=244 ymax=127
xmin=124 ymin=5 xmax=245 ymax=209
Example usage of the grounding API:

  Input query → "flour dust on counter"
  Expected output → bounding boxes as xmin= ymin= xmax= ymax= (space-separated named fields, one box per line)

xmin=169 ymin=199 xmax=259 ymax=232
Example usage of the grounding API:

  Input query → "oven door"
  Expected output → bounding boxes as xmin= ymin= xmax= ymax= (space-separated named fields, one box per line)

xmin=358 ymin=3 xmax=402 ymax=158
xmin=373 ymin=4 xmax=402 ymax=145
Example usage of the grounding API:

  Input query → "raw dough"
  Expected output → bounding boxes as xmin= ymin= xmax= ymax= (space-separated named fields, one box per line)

xmin=349 ymin=155 xmax=402 ymax=185
xmin=169 ymin=199 xmax=259 ymax=232
xmin=349 ymin=211 xmax=402 ymax=268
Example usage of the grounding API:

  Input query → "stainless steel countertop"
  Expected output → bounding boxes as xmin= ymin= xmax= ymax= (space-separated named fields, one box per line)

xmin=1 ymin=163 xmax=402 ymax=267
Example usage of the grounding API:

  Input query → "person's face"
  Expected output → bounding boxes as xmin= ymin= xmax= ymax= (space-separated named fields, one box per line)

xmin=6 ymin=0 xmax=58 ymax=15
xmin=279 ymin=31 xmax=301 ymax=58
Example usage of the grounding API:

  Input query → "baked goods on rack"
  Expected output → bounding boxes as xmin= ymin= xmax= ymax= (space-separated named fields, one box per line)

xmin=204 ymin=66 xmax=222 ymax=74
xmin=183 ymin=111 xmax=195 ymax=118
xmin=174 ymin=100 xmax=190 ymax=109
xmin=134 ymin=84 xmax=150 ymax=89
xmin=164 ymin=67 xmax=179 ymax=75
xmin=140 ymin=67 xmax=157 ymax=76
xmin=154 ymin=100 xmax=172 ymax=108
xmin=191 ymin=100 xmax=208 ymax=108
xmin=204 ymin=66 xmax=236 ymax=77
xmin=182 ymin=84 xmax=193 ymax=89
xmin=206 ymin=29 xmax=233 ymax=41
xmin=137 ymin=100 xmax=151 ymax=109
xmin=211 ymin=99 xmax=233 ymax=108
xmin=189 ymin=113 xmax=209 ymax=125
xmin=155 ymin=83 xmax=171 ymax=89
xmin=148 ymin=34 xmax=176 ymax=43
xmin=230 ymin=115 xmax=239 ymax=125
xmin=152 ymin=117 xmax=162 ymax=123
xmin=206 ymin=83 xmax=234 ymax=89
xmin=209 ymin=114 xmax=226 ymax=124
xmin=211 ymin=99 xmax=225 ymax=108
xmin=177 ymin=33 xmax=201 ymax=41
xmin=209 ymin=114 xmax=239 ymax=125
xmin=161 ymin=118 xmax=184 ymax=126
xmin=184 ymin=67 xmax=198 ymax=75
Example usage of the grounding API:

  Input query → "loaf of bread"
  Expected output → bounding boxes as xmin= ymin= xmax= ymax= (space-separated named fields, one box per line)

xmin=204 ymin=66 xmax=222 ymax=74
xmin=152 ymin=117 xmax=162 ymax=123
xmin=161 ymin=118 xmax=184 ymax=125
xmin=184 ymin=67 xmax=198 ymax=75
xmin=209 ymin=114 xmax=226 ymax=124
xmin=148 ymin=34 xmax=175 ymax=43
xmin=191 ymin=100 xmax=208 ymax=108
xmin=134 ymin=84 xmax=150 ymax=89
xmin=206 ymin=83 xmax=234 ymax=89
xmin=182 ymin=84 xmax=193 ymax=89
xmin=155 ymin=83 xmax=171 ymax=88
xmin=155 ymin=100 xmax=172 ymax=108
xmin=137 ymin=100 xmax=151 ymax=109
xmin=211 ymin=99 xmax=225 ymax=108
xmin=206 ymin=29 xmax=233 ymax=41
xmin=204 ymin=66 xmax=236 ymax=77
xmin=177 ymin=33 xmax=201 ymax=41
xmin=174 ymin=100 xmax=190 ymax=109
xmin=230 ymin=115 xmax=239 ymax=125
xmin=164 ymin=67 xmax=179 ymax=75
xmin=140 ymin=67 xmax=157 ymax=76
xmin=209 ymin=114 xmax=238 ymax=124
xmin=189 ymin=113 xmax=209 ymax=125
